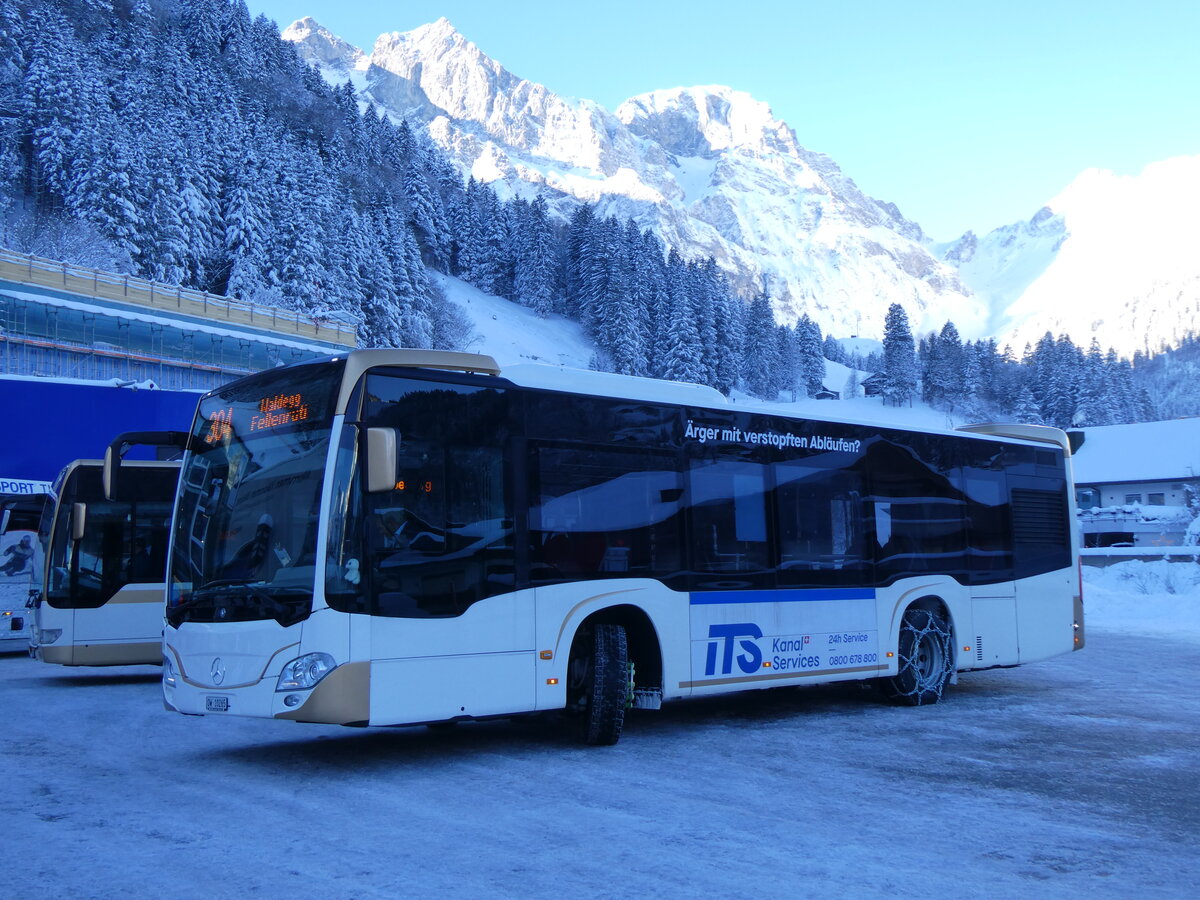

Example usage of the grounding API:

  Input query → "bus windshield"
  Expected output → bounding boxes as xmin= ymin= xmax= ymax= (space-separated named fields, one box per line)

xmin=168 ymin=360 xmax=343 ymax=627
xmin=46 ymin=464 xmax=177 ymax=609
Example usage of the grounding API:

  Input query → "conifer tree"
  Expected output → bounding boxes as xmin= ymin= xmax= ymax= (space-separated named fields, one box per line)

xmin=742 ymin=293 xmax=780 ymax=400
xmin=660 ymin=286 xmax=705 ymax=385
xmin=797 ymin=314 xmax=826 ymax=397
xmin=403 ymin=156 xmax=448 ymax=270
xmin=710 ymin=277 xmax=742 ymax=396
xmin=930 ymin=321 xmax=965 ymax=408
xmin=882 ymin=303 xmax=917 ymax=406
xmin=1013 ymin=384 xmax=1044 ymax=424
xmin=776 ymin=325 xmax=800 ymax=401
xmin=514 ymin=195 xmax=555 ymax=317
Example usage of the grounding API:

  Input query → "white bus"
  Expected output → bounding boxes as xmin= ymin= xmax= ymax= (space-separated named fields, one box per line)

xmin=0 ymin=478 xmax=52 ymax=651
xmin=31 ymin=459 xmax=180 ymax=666
xmin=155 ymin=350 xmax=1082 ymax=744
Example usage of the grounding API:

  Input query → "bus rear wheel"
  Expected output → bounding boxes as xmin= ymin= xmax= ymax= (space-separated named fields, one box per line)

xmin=567 ymin=623 xmax=627 ymax=746
xmin=883 ymin=607 xmax=953 ymax=706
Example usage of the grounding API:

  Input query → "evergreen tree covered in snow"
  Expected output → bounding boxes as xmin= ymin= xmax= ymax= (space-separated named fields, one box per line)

xmin=2 ymin=0 xmax=471 ymax=350
xmin=796 ymin=314 xmax=825 ymax=397
xmin=742 ymin=293 xmax=781 ymax=400
xmin=882 ymin=303 xmax=917 ymax=407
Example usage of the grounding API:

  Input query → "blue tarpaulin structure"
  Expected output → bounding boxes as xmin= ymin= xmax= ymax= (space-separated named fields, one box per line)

xmin=3 ymin=378 xmax=201 ymax=481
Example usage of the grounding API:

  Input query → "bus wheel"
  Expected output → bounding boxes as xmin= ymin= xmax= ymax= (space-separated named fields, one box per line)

xmin=567 ymin=623 xmax=627 ymax=745
xmin=883 ymin=607 xmax=953 ymax=706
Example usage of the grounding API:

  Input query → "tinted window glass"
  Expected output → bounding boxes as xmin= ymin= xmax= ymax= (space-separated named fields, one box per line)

xmin=49 ymin=465 xmax=177 ymax=609
xmin=525 ymin=393 xmax=681 ymax=447
xmin=867 ymin=436 xmax=967 ymax=582
xmin=1012 ymin=485 xmax=1071 ymax=577
xmin=530 ymin=445 xmax=683 ymax=585
xmin=169 ymin=361 xmax=341 ymax=627
xmin=688 ymin=459 xmax=772 ymax=589
xmin=962 ymin=443 xmax=1014 ymax=583
xmin=359 ymin=374 xmax=512 ymax=618
xmin=775 ymin=458 xmax=870 ymax=587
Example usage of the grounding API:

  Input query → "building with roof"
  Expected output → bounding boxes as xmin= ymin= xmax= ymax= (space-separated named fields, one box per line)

xmin=0 ymin=248 xmax=359 ymax=481
xmin=1069 ymin=419 xmax=1200 ymax=548
xmin=0 ymin=248 xmax=356 ymax=391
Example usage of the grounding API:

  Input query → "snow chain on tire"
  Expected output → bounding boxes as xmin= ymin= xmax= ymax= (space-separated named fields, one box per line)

xmin=884 ymin=607 xmax=953 ymax=706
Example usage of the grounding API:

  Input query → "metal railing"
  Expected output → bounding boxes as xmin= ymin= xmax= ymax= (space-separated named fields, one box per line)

xmin=0 ymin=247 xmax=357 ymax=348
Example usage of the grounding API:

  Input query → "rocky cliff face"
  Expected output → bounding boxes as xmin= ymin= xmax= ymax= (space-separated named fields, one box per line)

xmin=284 ymin=17 xmax=985 ymax=341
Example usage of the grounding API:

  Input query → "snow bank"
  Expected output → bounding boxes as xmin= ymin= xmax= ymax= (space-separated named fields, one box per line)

xmin=1084 ymin=560 xmax=1200 ymax=644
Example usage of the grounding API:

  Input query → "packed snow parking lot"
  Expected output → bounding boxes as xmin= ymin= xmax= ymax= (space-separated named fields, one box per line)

xmin=3 ymin=562 xmax=1199 ymax=899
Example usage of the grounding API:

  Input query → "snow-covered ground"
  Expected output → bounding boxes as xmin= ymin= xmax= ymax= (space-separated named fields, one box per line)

xmin=1085 ymin=559 xmax=1200 ymax=643
xmin=435 ymin=273 xmax=597 ymax=370
xmin=3 ymin=561 xmax=1198 ymax=899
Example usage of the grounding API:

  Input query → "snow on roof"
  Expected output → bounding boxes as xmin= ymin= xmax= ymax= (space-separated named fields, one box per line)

xmin=1071 ymin=419 xmax=1200 ymax=485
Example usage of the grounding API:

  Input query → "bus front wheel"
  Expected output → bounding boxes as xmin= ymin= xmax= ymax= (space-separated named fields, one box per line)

xmin=567 ymin=623 xmax=627 ymax=745
xmin=883 ymin=607 xmax=953 ymax=706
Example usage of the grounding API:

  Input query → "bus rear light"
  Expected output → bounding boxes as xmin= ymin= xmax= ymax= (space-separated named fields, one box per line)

xmin=276 ymin=653 xmax=336 ymax=692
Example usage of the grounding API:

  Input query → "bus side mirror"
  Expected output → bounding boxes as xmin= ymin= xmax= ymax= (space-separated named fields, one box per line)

xmin=103 ymin=431 xmax=191 ymax=500
xmin=71 ymin=503 xmax=87 ymax=542
xmin=366 ymin=428 xmax=397 ymax=493
xmin=103 ymin=445 xmax=119 ymax=502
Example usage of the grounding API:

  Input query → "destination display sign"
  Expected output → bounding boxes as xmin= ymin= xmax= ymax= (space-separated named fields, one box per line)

xmin=196 ymin=362 xmax=341 ymax=446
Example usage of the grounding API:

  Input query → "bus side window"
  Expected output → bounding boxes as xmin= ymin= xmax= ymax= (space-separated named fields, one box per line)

xmin=962 ymin=454 xmax=1014 ymax=582
xmin=687 ymin=459 xmax=771 ymax=588
xmin=775 ymin=460 xmax=868 ymax=586
xmin=324 ymin=425 xmax=369 ymax=614
xmin=529 ymin=445 xmax=683 ymax=586
xmin=868 ymin=436 xmax=968 ymax=582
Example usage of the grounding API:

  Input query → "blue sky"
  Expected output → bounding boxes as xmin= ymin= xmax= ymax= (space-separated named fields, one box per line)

xmin=246 ymin=0 xmax=1199 ymax=241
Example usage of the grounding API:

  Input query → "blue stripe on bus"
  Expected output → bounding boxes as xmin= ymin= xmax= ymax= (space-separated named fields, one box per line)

xmin=689 ymin=588 xmax=877 ymax=605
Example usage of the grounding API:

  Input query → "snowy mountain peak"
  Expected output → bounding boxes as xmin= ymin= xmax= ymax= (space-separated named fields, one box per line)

xmin=286 ymin=19 xmax=984 ymax=340
xmin=281 ymin=18 xmax=364 ymax=72
xmin=945 ymin=155 xmax=1200 ymax=355
xmin=616 ymin=86 xmax=801 ymax=160
xmin=376 ymin=17 xmax=478 ymax=64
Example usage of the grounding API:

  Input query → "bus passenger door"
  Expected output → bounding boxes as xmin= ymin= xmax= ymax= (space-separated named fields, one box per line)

xmin=357 ymin=374 xmax=533 ymax=724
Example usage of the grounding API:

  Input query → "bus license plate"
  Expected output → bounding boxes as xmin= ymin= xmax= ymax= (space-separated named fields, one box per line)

xmin=205 ymin=696 xmax=230 ymax=712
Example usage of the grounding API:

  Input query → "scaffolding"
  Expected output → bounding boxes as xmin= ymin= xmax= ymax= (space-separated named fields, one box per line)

xmin=0 ymin=247 xmax=355 ymax=391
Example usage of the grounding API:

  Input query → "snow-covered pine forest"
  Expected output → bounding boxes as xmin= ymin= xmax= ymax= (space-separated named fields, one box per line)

xmin=0 ymin=0 xmax=1190 ymax=426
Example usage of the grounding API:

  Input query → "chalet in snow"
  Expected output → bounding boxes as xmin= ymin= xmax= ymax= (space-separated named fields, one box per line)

xmin=1070 ymin=418 xmax=1200 ymax=550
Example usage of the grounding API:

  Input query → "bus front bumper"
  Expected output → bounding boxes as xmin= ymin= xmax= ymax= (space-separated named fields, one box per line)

xmin=164 ymin=639 xmax=370 ymax=725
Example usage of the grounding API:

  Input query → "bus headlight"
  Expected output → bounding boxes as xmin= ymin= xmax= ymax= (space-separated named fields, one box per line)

xmin=276 ymin=653 xmax=336 ymax=692
xmin=39 ymin=629 xmax=62 ymax=645
xmin=163 ymin=655 xmax=177 ymax=688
